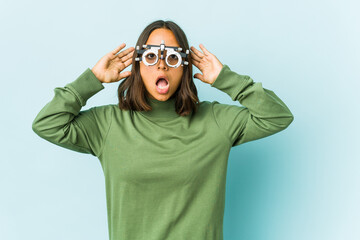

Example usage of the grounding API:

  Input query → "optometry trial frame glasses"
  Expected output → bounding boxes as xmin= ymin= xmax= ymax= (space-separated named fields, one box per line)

xmin=135 ymin=40 xmax=189 ymax=68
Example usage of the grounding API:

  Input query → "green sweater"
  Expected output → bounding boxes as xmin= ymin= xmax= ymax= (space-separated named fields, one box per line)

xmin=32 ymin=64 xmax=294 ymax=240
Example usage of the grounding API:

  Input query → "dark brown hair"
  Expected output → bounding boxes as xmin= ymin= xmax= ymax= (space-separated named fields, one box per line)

xmin=117 ymin=20 xmax=199 ymax=117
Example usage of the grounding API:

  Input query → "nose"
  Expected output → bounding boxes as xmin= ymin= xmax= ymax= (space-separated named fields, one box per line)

xmin=157 ymin=58 xmax=168 ymax=70
xmin=157 ymin=50 xmax=168 ymax=70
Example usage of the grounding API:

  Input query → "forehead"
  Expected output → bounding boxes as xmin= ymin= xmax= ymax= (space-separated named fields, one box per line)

xmin=146 ymin=29 xmax=180 ymax=48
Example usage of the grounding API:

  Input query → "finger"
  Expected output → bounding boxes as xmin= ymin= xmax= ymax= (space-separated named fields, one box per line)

xmin=115 ymin=57 xmax=133 ymax=72
xmin=190 ymin=46 xmax=205 ymax=58
xmin=191 ymin=58 xmax=200 ymax=68
xmin=119 ymin=50 xmax=134 ymax=62
xmin=199 ymin=44 xmax=211 ymax=56
xmin=114 ymin=56 xmax=130 ymax=69
xmin=191 ymin=59 xmax=203 ymax=71
xmin=192 ymin=56 xmax=204 ymax=68
xmin=116 ymin=47 xmax=135 ymax=58
xmin=190 ymin=51 xmax=202 ymax=62
xmin=112 ymin=43 xmax=126 ymax=55
xmin=123 ymin=58 xmax=133 ymax=68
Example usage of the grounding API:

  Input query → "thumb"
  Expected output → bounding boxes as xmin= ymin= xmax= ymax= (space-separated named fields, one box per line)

xmin=194 ymin=73 xmax=205 ymax=82
xmin=118 ymin=71 xmax=131 ymax=80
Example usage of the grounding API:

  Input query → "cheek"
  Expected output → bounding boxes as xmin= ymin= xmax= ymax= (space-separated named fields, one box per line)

xmin=140 ymin=65 xmax=152 ymax=86
xmin=139 ymin=64 xmax=146 ymax=78
xmin=172 ymin=71 xmax=183 ymax=89
xmin=175 ymin=69 xmax=184 ymax=82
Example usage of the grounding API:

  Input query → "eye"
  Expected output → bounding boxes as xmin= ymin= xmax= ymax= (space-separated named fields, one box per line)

xmin=146 ymin=53 xmax=156 ymax=59
xmin=169 ymin=55 xmax=178 ymax=60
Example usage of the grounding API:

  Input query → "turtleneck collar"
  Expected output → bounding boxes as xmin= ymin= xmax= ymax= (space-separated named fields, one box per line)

xmin=139 ymin=95 xmax=179 ymax=120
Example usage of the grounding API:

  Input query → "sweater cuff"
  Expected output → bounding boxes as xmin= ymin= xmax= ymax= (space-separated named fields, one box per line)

xmin=210 ymin=64 xmax=254 ymax=101
xmin=65 ymin=68 xmax=104 ymax=106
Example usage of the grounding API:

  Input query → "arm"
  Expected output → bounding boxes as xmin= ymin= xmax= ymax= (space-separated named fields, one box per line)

xmin=210 ymin=64 xmax=294 ymax=147
xmin=31 ymin=68 xmax=113 ymax=157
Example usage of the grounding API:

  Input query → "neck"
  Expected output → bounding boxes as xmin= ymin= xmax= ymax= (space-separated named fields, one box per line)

xmin=140 ymin=95 xmax=178 ymax=120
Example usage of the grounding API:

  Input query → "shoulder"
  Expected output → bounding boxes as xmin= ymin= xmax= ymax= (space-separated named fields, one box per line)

xmin=198 ymin=100 xmax=230 ymax=112
xmin=89 ymin=103 xmax=116 ymax=112
xmin=196 ymin=100 xmax=234 ymax=112
xmin=203 ymin=100 xmax=247 ymax=119
xmin=192 ymin=100 xmax=219 ymax=119
xmin=197 ymin=100 xmax=213 ymax=108
xmin=196 ymin=100 xmax=212 ymax=112
xmin=85 ymin=104 xmax=116 ymax=121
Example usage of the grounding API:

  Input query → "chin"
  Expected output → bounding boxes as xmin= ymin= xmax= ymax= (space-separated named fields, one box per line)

xmin=149 ymin=92 xmax=173 ymax=101
xmin=154 ymin=95 xmax=170 ymax=101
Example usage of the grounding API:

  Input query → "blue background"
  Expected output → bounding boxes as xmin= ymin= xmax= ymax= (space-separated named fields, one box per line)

xmin=1 ymin=0 xmax=359 ymax=239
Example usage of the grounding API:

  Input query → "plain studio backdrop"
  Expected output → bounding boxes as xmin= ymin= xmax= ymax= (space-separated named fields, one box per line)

xmin=1 ymin=0 xmax=359 ymax=239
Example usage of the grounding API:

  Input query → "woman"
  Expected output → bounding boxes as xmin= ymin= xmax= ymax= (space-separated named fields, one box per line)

xmin=32 ymin=20 xmax=294 ymax=240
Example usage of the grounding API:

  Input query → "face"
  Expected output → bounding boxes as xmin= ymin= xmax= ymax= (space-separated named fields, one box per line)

xmin=139 ymin=28 xmax=184 ymax=101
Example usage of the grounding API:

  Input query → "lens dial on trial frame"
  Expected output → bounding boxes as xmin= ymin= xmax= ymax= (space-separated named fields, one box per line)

xmin=135 ymin=40 xmax=189 ymax=68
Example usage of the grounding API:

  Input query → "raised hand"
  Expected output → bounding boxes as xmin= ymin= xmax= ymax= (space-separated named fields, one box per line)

xmin=190 ymin=44 xmax=223 ymax=85
xmin=91 ymin=43 xmax=135 ymax=83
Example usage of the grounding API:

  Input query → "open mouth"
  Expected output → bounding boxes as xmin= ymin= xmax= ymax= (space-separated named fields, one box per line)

xmin=156 ymin=78 xmax=169 ymax=89
xmin=156 ymin=76 xmax=170 ymax=93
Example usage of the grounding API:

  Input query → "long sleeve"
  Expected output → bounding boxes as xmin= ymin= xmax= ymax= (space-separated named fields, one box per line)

xmin=210 ymin=64 xmax=294 ymax=147
xmin=31 ymin=68 xmax=113 ymax=157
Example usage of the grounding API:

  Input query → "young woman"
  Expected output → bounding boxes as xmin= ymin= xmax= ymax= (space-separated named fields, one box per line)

xmin=32 ymin=20 xmax=294 ymax=240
